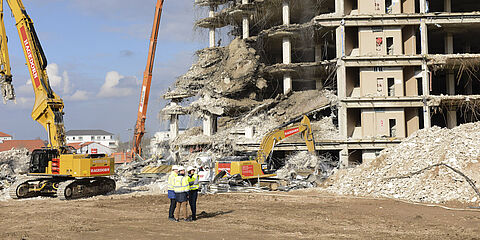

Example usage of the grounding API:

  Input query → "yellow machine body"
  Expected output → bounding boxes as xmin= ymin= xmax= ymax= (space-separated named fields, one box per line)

xmin=29 ymin=154 xmax=115 ymax=178
xmin=215 ymin=159 xmax=276 ymax=180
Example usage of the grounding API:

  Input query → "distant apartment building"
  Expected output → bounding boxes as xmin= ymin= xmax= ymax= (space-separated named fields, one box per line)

xmin=0 ymin=131 xmax=13 ymax=143
xmin=66 ymin=130 xmax=118 ymax=150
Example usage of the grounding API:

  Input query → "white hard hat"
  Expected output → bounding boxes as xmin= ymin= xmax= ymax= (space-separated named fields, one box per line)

xmin=187 ymin=166 xmax=195 ymax=172
xmin=177 ymin=166 xmax=185 ymax=171
xmin=172 ymin=165 xmax=179 ymax=170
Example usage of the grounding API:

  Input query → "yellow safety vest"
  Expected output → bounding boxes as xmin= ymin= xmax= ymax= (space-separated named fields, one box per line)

xmin=167 ymin=172 xmax=177 ymax=191
xmin=188 ymin=173 xmax=199 ymax=191
xmin=173 ymin=175 xmax=189 ymax=193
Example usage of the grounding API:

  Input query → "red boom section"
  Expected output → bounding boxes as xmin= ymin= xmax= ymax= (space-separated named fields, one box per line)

xmin=132 ymin=0 xmax=165 ymax=157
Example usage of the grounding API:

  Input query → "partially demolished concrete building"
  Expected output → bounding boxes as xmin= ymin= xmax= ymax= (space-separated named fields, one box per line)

xmin=162 ymin=0 xmax=480 ymax=167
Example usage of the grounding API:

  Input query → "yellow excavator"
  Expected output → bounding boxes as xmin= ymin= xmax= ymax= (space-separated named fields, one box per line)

xmin=215 ymin=115 xmax=316 ymax=179
xmin=1 ymin=0 xmax=115 ymax=200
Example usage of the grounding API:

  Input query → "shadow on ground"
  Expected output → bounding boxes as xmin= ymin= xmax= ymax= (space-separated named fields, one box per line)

xmin=197 ymin=210 xmax=234 ymax=219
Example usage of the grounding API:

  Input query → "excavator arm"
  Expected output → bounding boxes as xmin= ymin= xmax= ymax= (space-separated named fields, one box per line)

xmin=1 ymin=0 xmax=66 ymax=151
xmin=0 ymin=1 xmax=14 ymax=103
xmin=132 ymin=0 xmax=165 ymax=157
xmin=256 ymin=115 xmax=315 ymax=168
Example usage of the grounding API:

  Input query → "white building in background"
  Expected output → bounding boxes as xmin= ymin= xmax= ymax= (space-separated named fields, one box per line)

xmin=66 ymin=130 xmax=118 ymax=149
xmin=68 ymin=142 xmax=115 ymax=155
xmin=0 ymin=131 xmax=13 ymax=143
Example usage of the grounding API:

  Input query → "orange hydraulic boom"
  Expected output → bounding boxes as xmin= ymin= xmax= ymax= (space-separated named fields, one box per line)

xmin=132 ymin=0 xmax=165 ymax=158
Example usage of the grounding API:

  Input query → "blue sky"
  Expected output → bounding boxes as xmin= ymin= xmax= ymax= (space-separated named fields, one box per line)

xmin=0 ymin=0 xmax=208 ymax=141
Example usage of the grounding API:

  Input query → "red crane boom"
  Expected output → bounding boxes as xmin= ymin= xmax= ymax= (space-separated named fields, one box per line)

xmin=133 ymin=0 xmax=165 ymax=157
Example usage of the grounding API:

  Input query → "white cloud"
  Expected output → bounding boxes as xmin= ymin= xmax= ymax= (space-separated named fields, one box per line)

xmin=65 ymin=90 xmax=90 ymax=101
xmin=46 ymin=63 xmax=73 ymax=95
xmin=97 ymin=71 xmax=137 ymax=98
xmin=16 ymin=80 xmax=33 ymax=95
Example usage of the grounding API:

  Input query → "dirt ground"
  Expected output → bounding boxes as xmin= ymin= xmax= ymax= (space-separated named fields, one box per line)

xmin=1 ymin=190 xmax=480 ymax=240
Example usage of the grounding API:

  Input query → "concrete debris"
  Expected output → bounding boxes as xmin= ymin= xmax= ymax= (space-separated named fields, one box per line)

xmin=0 ymin=149 xmax=30 ymax=201
xmin=165 ymin=38 xmax=263 ymax=102
xmin=276 ymin=151 xmax=337 ymax=190
xmin=171 ymin=89 xmax=338 ymax=152
xmin=323 ymin=122 xmax=480 ymax=204
xmin=114 ymin=157 xmax=171 ymax=195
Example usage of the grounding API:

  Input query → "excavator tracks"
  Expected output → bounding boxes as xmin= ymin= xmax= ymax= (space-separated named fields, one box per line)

xmin=9 ymin=177 xmax=115 ymax=200
xmin=9 ymin=178 xmax=38 ymax=199
xmin=57 ymin=177 xmax=116 ymax=200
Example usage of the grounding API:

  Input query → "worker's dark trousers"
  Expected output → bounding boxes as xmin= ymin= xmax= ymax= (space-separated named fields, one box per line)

xmin=169 ymin=199 xmax=177 ymax=218
xmin=188 ymin=190 xmax=198 ymax=220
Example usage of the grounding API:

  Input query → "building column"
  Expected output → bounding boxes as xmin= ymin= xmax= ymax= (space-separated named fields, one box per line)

xmin=203 ymin=114 xmax=217 ymax=136
xmin=169 ymin=115 xmax=179 ymax=140
xmin=422 ymin=62 xmax=431 ymax=128
xmin=445 ymin=32 xmax=457 ymax=128
xmin=420 ymin=21 xmax=428 ymax=55
xmin=282 ymin=0 xmax=290 ymax=25
xmin=420 ymin=0 xmax=426 ymax=13
xmin=242 ymin=0 xmax=249 ymax=39
xmin=335 ymin=0 xmax=345 ymax=16
xmin=339 ymin=146 xmax=349 ymax=169
xmin=209 ymin=7 xmax=215 ymax=48
xmin=282 ymin=0 xmax=291 ymax=94
xmin=242 ymin=16 xmax=249 ymax=39
xmin=283 ymin=73 xmax=292 ymax=94
xmin=315 ymin=43 xmax=323 ymax=62
xmin=444 ymin=0 xmax=452 ymax=12
xmin=336 ymin=25 xmax=345 ymax=58
xmin=338 ymin=102 xmax=348 ymax=139
xmin=282 ymin=36 xmax=291 ymax=94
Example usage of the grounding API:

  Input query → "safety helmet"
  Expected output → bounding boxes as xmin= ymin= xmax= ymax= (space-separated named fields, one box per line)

xmin=172 ymin=165 xmax=179 ymax=170
xmin=186 ymin=166 xmax=195 ymax=172
xmin=177 ymin=166 xmax=185 ymax=171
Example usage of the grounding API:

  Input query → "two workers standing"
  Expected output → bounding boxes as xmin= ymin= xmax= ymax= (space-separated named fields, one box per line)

xmin=167 ymin=165 xmax=199 ymax=222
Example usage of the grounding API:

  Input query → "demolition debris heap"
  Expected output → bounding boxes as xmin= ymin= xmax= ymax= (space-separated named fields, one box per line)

xmin=324 ymin=122 xmax=480 ymax=204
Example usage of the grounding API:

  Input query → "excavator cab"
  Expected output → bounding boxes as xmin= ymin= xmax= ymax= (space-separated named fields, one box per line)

xmin=29 ymin=149 xmax=59 ymax=174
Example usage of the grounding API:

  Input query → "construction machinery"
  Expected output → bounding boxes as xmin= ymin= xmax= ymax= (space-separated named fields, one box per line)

xmin=215 ymin=115 xmax=316 ymax=180
xmin=2 ymin=0 xmax=115 ymax=200
xmin=132 ymin=0 xmax=164 ymax=159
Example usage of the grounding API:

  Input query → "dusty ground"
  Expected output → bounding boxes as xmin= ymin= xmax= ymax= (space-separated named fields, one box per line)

xmin=1 ymin=191 xmax=480 ymax=240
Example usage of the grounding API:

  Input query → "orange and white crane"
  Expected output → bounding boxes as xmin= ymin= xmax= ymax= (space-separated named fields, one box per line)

xmin=132 ymin=0 xmax=165 ymax=158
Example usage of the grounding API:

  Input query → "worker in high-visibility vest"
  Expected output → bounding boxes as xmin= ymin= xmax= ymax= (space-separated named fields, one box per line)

xmin=167 ymin=165 xmax=179 ymax=221
xmin=187 ymin=166 xmax=199 ymax=221
xmin=173 ymin=166 xmax=191 ymax=222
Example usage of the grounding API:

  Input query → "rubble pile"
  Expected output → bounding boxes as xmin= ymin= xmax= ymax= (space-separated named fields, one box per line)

xmin=171 ymin=89 xmax=338 ymax=152
xmin=114 ymin=158 xmax=169 ymax=195
xmin=324 ymin=123 xmax=480 ymax=203
xmin=0 ymin=149 xmax=30 ymax=200
xmin=276 ymin=151 xmax=337 ymax=190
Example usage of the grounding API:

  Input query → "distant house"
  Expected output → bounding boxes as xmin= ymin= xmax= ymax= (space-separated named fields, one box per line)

xmin=0 ymin=131 xmax=13 ymax=143
xmin=0 ymin=139 xmax=46 ymax=152
xmin=67 ymin=141 xmax=114 ymax=155
xmin=65 ymin=130 xmax=118 ymax=150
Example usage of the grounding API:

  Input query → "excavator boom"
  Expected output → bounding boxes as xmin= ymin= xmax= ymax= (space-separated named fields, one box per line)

xmin=2 ymin=0 xmax=66 ymax=150
xmin=0 ymin=1 xmax=14 ymax=103
xmin=133 ymin=0 xmax=165 ymax=157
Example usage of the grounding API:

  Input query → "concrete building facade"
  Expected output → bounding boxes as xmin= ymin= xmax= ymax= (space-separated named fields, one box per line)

xmin=167 ymin=0 xmax=480 ymax=166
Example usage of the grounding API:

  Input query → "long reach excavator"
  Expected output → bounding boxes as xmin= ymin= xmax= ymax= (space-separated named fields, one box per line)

xmin=1 ymin=0 xmax=115 ymax=200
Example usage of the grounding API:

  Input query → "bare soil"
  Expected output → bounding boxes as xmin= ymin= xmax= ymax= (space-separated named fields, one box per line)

xmin=1 ymin=191 xmax=480 ymax=240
